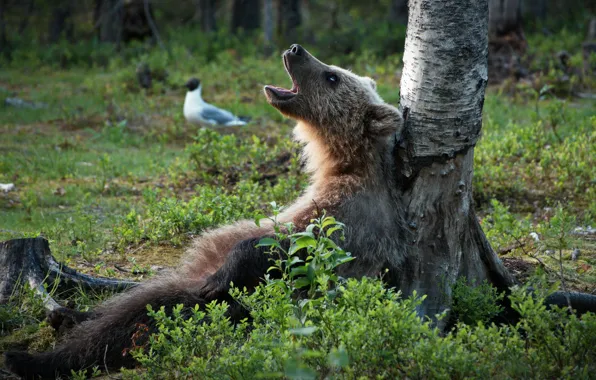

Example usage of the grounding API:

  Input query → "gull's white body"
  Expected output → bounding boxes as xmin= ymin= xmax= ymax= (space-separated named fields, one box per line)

xmin=183 ymin=85 xmax=247 ymax=127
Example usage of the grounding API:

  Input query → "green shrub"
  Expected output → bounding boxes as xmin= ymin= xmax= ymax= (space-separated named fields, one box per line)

xmin=452 ymin=278 xmax=505 ymax=325
xmin=122 ymin=215 xmax=596 ymax=379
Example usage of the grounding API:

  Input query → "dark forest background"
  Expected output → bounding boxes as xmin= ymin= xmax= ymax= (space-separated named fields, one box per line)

xmin=0 ymin=0 xmax=594 ymax=69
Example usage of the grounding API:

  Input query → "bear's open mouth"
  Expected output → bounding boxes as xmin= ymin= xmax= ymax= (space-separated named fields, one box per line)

xmin=264 ymin=54 xmax=299 ymax=101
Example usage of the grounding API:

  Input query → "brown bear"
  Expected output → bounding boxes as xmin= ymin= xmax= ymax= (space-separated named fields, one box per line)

xmin=4 ymin=44 xmax=405 ymax=379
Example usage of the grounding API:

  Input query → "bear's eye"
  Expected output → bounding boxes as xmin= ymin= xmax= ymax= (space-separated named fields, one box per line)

xmin=325 ymin=72 xmax=339 ymax=84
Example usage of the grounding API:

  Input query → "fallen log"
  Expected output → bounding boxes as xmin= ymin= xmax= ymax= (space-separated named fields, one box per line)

xmin=0 ymin=238 xmax=138 ymax=312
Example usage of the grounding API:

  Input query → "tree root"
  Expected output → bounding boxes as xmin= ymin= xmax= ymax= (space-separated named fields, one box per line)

xmin=0 ymin=238 xmax=138 ymax=312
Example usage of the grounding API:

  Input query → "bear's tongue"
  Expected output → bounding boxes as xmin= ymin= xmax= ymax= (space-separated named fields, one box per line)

xmin=265 ymin=82 xmax=298 ymax=100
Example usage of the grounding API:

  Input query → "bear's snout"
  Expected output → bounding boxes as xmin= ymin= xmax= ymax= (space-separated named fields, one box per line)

xmin=289 ymin=44 xmax=304 ymax=56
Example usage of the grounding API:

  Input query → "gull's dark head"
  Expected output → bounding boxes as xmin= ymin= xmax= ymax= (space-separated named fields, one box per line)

xmin=185 ymin=78 xmax=201 ymax=92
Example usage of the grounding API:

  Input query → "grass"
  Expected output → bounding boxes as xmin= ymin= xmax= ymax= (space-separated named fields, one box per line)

xmin=0 ymin=27 xmax=595 ymax=365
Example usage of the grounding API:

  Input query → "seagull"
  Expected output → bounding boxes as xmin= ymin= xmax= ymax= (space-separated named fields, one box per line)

xmin=183 ymin=78 xmax=248 ymax=127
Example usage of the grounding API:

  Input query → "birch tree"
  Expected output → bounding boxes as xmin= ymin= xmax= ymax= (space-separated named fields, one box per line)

xmin=394 ymin=0 xmax=515 ymax=324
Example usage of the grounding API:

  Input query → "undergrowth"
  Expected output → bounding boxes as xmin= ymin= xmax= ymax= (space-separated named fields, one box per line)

xmin=113 ymin=216 xmax=596 ymax=379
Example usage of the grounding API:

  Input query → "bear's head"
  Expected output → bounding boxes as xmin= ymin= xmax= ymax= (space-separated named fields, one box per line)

xmin=264 ymin=45 xmax=403 ymax=178
xmin=264 ymin=44 xmax=403 ymax=142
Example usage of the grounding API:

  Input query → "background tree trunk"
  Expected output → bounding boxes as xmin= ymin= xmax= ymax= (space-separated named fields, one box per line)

xmin=278 ymin=0 xmax=301 ymax=43
xmin=389 ymin=0 xmax=408 ymax=24
xmin=18 ymin=0 xmax=35 ymax=34
xmin=489 ymin=0 xmax=523 ymax=39
xmin=49 ymin=0 xmax=74 ymax=43
xmin=488 ymin=0 xmax=527 ymax=83
xmin=195 ymin=0 xmax=217 ymax=33
xmin=522 ymin=0 xmax=547 ymax=20
xmin=0 ymin=0 xmax=8 ymax=58
xmin=394 ymin=0 xmax=515 ymax=325
xmin=263 ymin=0 xmax=274 ymax=54
xmin=232 ymin=0 xmax=261 ymax=33
xmin=583 ymin=19 xmax=596 ymax=76
xmin=122 ymin=0 xmax=153 ymax=43
xmin=97 ymin=0 xmax=124 ymax=45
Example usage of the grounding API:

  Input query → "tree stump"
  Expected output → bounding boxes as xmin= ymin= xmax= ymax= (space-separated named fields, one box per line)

xmin=0 ymin=238 xmax=138 ymax=311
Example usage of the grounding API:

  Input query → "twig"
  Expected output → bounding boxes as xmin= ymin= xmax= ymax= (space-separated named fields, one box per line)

xmin=114 ymin=264 xmax=149 ymax=275
xmin=514 ymin=236 xmax=547 ymax=269
xmin=103 ymin=346 xmax=109 ymax=376
xmin=126 ymin=242 xmax=147 ymax=256
xmin=498 ymin=241 xmax=526 ymax=255
xmin=557 ymin=246 xmax=573 ymax=312
xmin=514 ymin=236 xmax=578 ymax=285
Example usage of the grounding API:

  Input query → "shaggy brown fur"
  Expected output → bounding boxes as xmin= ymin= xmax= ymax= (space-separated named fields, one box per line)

xmin=4 ymin=44 xmax=405 ymax=379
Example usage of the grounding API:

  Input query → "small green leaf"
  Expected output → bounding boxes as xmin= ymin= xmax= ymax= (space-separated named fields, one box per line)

xmin=321 ymin=216 xmax=337 ymax=228
xmin=256 ymin=237 xmax=281 ymax=249
xmin=290 ymin=265 xmax=308 ymax=277
xmin=288 ymin=256 xmax=304 ymax=266
xmin=325 ymin=225 xmax=343 ymax=237
xmin=289 ymin=236 xmax=317 ymax=255
xmin=294 ymin=277 xmax=312 ymax=288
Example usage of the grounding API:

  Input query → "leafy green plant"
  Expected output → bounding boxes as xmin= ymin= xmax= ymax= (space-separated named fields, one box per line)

xmin=122 ymin=212 xmax=596 ymax=379
xmin=451 ymin=277 xmax=504 ymax=325
xmin=70 ymin=366 xmax=101 ymax=380
xmin=125 ymin=263 xmax=596 ymax=379
xmin=481 ymin=199 xmax=532 ymax=252
xmin=255 ymin=206 xmax=354 ymax=300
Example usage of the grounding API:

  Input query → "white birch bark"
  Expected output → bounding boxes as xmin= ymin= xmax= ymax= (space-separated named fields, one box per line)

xmin=395 ymin=0 xmax=515 ymax=324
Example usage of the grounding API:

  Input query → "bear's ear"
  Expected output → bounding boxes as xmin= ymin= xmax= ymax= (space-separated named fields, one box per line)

xmin=365 ymin=103 xmax=404 ymax=137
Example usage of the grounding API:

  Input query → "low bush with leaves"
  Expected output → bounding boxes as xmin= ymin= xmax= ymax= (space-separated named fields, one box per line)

xmin=116 ymin=214 xmax=596 ymax=380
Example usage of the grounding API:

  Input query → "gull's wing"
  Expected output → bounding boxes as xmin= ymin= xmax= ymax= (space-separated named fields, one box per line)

xmin=199 ymin=104 xmax=238 ymax=125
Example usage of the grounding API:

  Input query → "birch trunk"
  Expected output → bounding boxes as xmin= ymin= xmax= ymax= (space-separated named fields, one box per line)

xmin=98 ymin=0 xmax=123 ymax=45
xmin=395 ymin=0 xmax=515 ymax=325
xmin=0 ymin=0 xmax=8 ymax=58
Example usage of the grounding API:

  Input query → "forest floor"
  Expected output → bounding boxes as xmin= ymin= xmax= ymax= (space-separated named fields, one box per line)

xmin=0 ymin=45 xmax=595 ymax=357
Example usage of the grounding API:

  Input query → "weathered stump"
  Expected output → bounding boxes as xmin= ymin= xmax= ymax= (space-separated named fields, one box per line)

xmin=0 ymin=238 xmax=138 ymax=311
